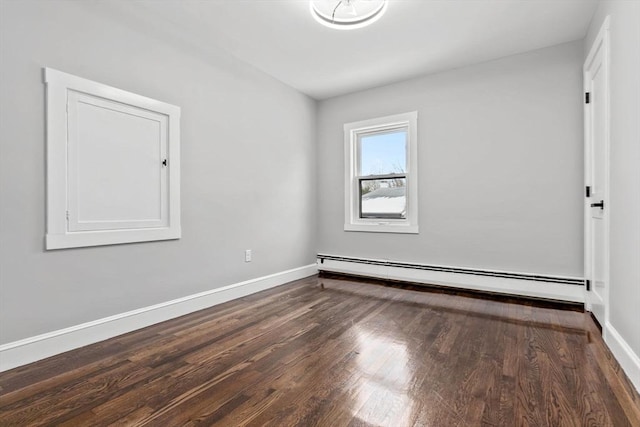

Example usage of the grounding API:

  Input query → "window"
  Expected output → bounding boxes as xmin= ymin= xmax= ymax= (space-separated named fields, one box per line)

xmin=344 ymin=112 xmax=418 ymax=233
xmin=45 ymin=68 xmax=181 ymax=249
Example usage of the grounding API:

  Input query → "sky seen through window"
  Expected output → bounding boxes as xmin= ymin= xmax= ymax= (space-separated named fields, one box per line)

xmin=359 ymin=130 xmax=407 ymax=176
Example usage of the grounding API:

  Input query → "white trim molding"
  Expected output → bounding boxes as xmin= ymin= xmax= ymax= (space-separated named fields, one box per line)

xmin=344 ymin=111 xmax=419 ymax=234
xmin=44 ymin=67 xmax=182 ymax=250
xmin=0 ymin=264 xmax=317 ymax=372
xmin=317 ymin=254 xmax=584 ymax=303
xmin=605 ymin=322 xmax=640 ymax=393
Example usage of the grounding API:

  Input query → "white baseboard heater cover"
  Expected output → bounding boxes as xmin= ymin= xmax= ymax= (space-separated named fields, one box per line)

xmin=317 ymin=254 xmax=584 ymax=303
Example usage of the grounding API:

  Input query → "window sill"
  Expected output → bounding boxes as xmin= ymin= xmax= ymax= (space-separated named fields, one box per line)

xmin=344 ymin=223 xmax=419 ymax=234
xmin=46 ymin=227 xmax=181 ymax=250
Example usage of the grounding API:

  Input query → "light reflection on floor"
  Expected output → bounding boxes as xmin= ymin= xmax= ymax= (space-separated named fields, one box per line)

xmin=351 ymin=325 xmax=414 ymax=426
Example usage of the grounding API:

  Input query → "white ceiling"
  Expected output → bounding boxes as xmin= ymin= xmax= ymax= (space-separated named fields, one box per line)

xmin=105 ymin=0 xmax=598 ymax=100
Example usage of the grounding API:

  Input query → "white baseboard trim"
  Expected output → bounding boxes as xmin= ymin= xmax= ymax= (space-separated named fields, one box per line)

xmin=605 ymin=322 xmax=640 ymax=393
xmin=318 ymin=256 xmax=584 ymax=303
xmin=0 ymin=264 xmax=318 ymax=372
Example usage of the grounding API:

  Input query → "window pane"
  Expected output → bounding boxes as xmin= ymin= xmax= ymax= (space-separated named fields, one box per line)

xmin=360 ymin=178 xmax=406 ymax=219
xmin=359 ymin=129 xmax=406 ymax=176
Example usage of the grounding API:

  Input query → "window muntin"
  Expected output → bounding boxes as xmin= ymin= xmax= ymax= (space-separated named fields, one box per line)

xmin=344 ymin=112 xmax=418 ymax=233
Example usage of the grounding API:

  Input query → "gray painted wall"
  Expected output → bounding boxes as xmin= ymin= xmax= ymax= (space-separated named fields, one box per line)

xmin=0 ymin=1 xmax=317 ymax=344
xmin=585 ymin=1 xmax=640 ymax=359
xmin=317 ymin=41 xmax=585 ymax=277
xmin=3 ymin=1 xmax=633 ymax=364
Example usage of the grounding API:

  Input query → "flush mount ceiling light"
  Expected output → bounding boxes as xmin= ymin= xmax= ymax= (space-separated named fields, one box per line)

xmin=310 ymin=0 xmax=387 ymax=30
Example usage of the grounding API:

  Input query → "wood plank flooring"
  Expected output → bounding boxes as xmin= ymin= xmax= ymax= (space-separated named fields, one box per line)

xmin=1 ymin=275 xmax=639 ymax=426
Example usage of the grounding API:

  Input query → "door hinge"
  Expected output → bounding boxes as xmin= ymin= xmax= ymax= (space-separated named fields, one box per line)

xmin=585 ymin=186 xmax=591 ymax=197
xmin=585 ymin=279 xmax=591 ymax=291
xmin=66 ymin=210 xmax=70 ymax=222
xmin=585 ymin=92 xmax=590 ymax=104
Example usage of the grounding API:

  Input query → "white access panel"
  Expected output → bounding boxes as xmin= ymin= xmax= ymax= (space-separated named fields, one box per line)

xmin=68 ymin=91 xmax=168 ymax=231
xmin=45 ymin=68 xmax=181 ymax=249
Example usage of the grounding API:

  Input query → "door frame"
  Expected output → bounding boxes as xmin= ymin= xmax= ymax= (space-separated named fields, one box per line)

xmin=583 ymin=15 xmax=611 ymax=330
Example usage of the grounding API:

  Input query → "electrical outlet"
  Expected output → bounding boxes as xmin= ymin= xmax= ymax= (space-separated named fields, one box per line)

xmin=245 ymin=249 xmax=252 ymax=262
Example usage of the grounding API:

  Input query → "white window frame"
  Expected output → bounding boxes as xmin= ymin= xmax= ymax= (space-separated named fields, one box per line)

xmin=344 ymin=111 xmax=419 ymax=233
xmin=44 ymin=68 xmax=181 ymax=249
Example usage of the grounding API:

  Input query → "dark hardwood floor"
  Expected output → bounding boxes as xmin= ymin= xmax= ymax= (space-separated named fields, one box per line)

xmin=1 ymin=275 xmax=639 ymax=426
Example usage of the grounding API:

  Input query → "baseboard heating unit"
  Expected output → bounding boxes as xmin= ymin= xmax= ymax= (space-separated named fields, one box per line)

xmin=317 ymin=254 xmax=585 ymax=303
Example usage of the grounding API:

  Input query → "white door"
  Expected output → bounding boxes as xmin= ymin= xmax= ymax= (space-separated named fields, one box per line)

xmin=584 ymin=17 xmax=610 ymax=328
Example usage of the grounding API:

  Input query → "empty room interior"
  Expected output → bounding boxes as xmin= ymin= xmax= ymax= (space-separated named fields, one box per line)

xmin=1 ymin=0 xmax=639 ymax=425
